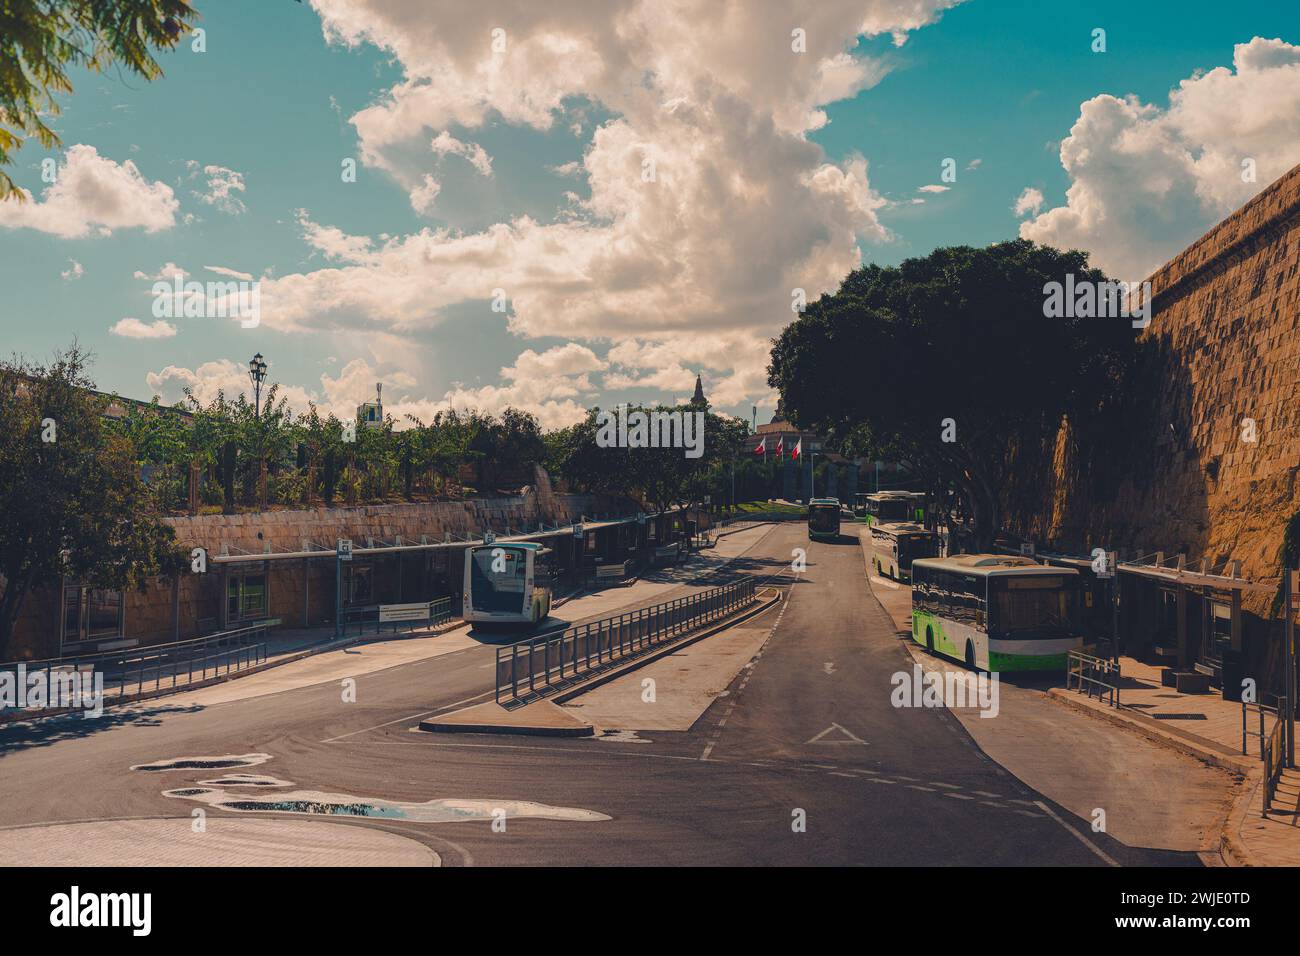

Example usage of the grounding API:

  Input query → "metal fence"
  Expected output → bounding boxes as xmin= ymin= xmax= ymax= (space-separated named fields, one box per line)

xmin=1066 ymin=650 xmax=1121 ymax=707
xmin=1264 ymin=696 xmax=1289 ymax=815
xmin=495 ymin=578 xmax=758 ymax=707
xmin=340 ymin=596 xmax=453 ymax=637
xmin=0 ymin=620 xmax=274 ymax=716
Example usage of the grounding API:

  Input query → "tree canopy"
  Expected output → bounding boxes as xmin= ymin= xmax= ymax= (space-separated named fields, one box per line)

xmin=0 ymin=0 xmax=198 ymax=201
xmin=768 ymin=239 xmax=1136 ymax=547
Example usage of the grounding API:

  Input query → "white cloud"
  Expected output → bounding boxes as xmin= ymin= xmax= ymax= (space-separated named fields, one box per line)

xmin=0 ymin=145 xmax=177 ymax=238
xmin=61 ymin=259 xmax=83 ymax=280
xmin=430 ymin=130 xmax=494 ymax=176
xmin=1012 ymin=186 xmax=1044 ymax=217
xmin=282 ymin=0 xmax=961 ymax=408
xmin=1020 ymin=37 xmax=1300 ymax=281
xmin=111 ymin=318 xmax=178 ymax=339
xmin=192 ymin=163 xmax=248 ymax=215
xmin=410 ymin=174 xmax=442 ymax=215
xmin=917 ymin=184 xmax=949 ymax=193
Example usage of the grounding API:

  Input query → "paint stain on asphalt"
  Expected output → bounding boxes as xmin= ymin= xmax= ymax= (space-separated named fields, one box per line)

xmin=162 ymin=787 xmax=612 ymax=823
xmin=130 ymin=753 xmax=273 ymax=772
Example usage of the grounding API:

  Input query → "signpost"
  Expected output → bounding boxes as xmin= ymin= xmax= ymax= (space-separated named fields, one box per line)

xmin=335 ymin=539 xmax=353 ymax=640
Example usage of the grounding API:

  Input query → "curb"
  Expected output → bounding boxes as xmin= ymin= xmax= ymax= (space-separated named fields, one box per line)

xmin=0 ymin=622 xmax=465 ymax=725
xmin=422 ymin=590 xmax=782 ymax=735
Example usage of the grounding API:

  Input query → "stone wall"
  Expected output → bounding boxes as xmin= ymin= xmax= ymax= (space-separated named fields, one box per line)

xmin=1014 ymin=161 xmax=1300 ymax=616
xmin=7 ymin=474 xmax=613 ymax=660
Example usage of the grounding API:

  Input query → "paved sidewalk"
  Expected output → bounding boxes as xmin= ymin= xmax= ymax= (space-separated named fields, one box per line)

xmin=854 ymin=524 xmax=1298 ymax=865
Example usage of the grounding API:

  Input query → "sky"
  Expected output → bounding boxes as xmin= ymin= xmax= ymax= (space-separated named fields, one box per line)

xmin=1 ymin=0 xmax=1297 ymax=430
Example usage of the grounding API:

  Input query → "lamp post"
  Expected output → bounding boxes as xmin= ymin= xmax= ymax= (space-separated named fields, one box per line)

xmin=248 ymin=353 xmax=268 ymax=416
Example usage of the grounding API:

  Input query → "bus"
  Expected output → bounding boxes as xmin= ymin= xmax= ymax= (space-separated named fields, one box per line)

xmin=462 ymin=542 xmax=554 ymax=629
xmin=807 ymin=498 xmax=842 ymax=541
xmin=852 ymin=492 xmax=871 ymax=519
xmin=910 ymin=554 xmax=1083 ymax=672
xmin=862 ymin=491 xmax=915 ymax=526
xmin=868 ymin=522 xmax=938 ymax=583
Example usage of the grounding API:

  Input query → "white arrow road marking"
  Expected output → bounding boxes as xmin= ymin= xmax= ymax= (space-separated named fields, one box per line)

xmin=805 ymin=723 xmax=868 ymax=745
xmin=823 ymin=662 xmax=836 ymax=675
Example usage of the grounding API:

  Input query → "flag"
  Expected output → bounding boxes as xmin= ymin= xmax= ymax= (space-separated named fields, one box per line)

xmin=776 ymin=436 xmax=784 ymax=458
xmin=792 ymin=438 xmax=802 ymax=460
xmin=753 ymin=436 xmax=766 ymax=455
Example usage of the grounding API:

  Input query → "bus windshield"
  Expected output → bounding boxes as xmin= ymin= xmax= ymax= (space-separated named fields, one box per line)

xmin=898 ymin=534 xmax=937 ymax=564
xmin=873 ymin=498 xmax=911 ymax=522
xmin=809 ymin=505 xmax=839 ymax=531
xmin=469 ymin=546 xmax=527 ymax=613
xmin=990 ymin=576 xmax=1079 ymax=636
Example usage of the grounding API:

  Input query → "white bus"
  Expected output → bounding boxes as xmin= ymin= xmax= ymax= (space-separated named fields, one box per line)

xmin=868 ymin=521 xmax=938 ymax=583
xmin=910 ymin=554 xmax=1083 ymax=672
xmin=462 ymin=542 xmax=554 ymax=630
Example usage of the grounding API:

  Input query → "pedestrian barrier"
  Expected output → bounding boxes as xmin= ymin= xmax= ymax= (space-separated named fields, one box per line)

xmin=340 ymin=596 xmax=453 ymax=637
xmin=1066 ymin=650 xmax=1121 ymax=707
xmin=1264 ymin=696 xmax=1289 ymax=815
xmin=0 ymin=620 xmax=276 ymax=715
xmin=495 ymin=578 xmax=758 ymax=707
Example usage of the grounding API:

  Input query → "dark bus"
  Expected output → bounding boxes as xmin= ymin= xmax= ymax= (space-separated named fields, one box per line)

xmin=808 ymin=498 xmax=842 ymax=542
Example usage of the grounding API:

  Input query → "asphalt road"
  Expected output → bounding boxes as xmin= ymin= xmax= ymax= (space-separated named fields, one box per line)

xmin=0 ymin=522 xmax=1203 ymax=866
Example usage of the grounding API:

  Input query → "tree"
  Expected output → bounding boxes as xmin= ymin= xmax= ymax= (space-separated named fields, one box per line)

xmin=768 ymin=239 xmax=1135 ymax=549
xmin=0 ymin=1 xmax=199 ymax=201
xmin=0 ymin=346 xmax=183 ymax=658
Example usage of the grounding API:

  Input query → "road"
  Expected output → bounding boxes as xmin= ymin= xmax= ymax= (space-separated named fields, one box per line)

xmin=0 ymin=522 xmax=1214 ymax=866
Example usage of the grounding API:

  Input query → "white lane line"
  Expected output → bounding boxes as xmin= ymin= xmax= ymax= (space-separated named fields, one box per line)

xmin=1033 ymin=800 xmax=1120 ymax=867
xmin=319 ymin=689 xmax=496 ymax=742
xmin=944 ymin=792 xmax=974 ymax=800
xmin=701 ymin=741 xmax=717 ymax=761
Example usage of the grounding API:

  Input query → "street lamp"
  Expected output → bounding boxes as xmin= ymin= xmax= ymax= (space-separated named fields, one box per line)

xmin=248 ymin=353 xmax=268 ymax=416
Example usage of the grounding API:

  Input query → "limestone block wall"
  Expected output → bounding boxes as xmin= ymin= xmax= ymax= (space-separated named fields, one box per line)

xmin=1017 ymin=161 xmax=1300 ymax=615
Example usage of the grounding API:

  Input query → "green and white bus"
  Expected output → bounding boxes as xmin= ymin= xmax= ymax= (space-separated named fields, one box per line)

xmin=807 ymin=498 xmax=842 ymax=541
xmin=910 ymin=554 xmax=1083 ymax=672
xmin=462 ymin=542 xmax=554 ymax=629
xmin=862 ymin=491 xmax=916 ymax=526
xmin=868 ymin=521 xmax=938 ymax=583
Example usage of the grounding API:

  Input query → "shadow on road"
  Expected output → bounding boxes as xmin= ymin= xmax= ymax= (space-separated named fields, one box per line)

xmin=0 ymin=703 xmax=205 ymax=757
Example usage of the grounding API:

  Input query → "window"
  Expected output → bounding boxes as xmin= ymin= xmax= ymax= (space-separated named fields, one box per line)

xmin=61 ymin=583 xmax=124 ymax=646
xmin=226 ymin=572 xmax=269 ymax=622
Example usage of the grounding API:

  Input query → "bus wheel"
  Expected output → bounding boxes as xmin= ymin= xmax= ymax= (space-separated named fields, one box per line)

xmin=925 ymin=626 xmax=934 ymax=653
xmin=964 ymin=642 xmax=978 ymax=672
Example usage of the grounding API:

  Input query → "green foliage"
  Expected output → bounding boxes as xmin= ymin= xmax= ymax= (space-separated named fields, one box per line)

xmin=0 ymin=345 xmax=184 ymax=657
xmin=0 ymin=0 xmax=198 ymax=200
xmin=768 ymin=239 xmax=1136 ymax=547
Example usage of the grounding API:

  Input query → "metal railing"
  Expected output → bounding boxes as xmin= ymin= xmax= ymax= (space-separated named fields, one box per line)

xmin=340 ymin=596 xmax=453 ymax=637
xmin=0 ymin=620 xmax=275 ymax=716
xmin=1066 ymin=650 xmax=1121 ymax=707
xmin=1242 ymin=699 xmax=1276 ymax=758
xmin=1264 ymin=696 xmax=1288 ymax=815
xmin=495 ymin=578 xmax=758 ymax=707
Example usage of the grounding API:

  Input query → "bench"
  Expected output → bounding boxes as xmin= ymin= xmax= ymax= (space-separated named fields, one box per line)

xmin=1172 ymin=670 xmax=1212 ymax=694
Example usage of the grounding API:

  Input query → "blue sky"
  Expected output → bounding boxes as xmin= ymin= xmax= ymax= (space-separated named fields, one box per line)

xmin=1 ymin=0 xmax=1296 ymax=428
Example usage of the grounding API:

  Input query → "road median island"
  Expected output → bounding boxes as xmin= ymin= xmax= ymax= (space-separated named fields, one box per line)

xmin=419 ymin=586 xmax=782 ymax=737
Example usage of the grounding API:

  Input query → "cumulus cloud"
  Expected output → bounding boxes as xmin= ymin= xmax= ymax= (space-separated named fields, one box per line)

xmin=190 ymin=162 xmax=248 ymax=215
xmin=0 ymin=145 xmax=177 ymax=238
xmin=275 ymin=0 xmax=960 ymax=407
xmin=1020 ymin=36 xmax=1300 ymax=281
xmin=112 ymin=318 xmax=178 ymax=339
xmin=1012 ymin=186 xmax=1044 ymax=217
xmin=61 ymin=259 xmax=83 ymax=280
xmin=146 ymin=347 xmax=597 ymax=430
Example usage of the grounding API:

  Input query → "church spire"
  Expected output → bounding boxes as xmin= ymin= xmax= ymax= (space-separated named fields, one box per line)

xmin=691 ymin=373 xmax=706 ymax=406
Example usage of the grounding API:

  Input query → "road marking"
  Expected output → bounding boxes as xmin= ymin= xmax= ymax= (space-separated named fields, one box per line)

xmin=805 ymin=723 xmax=868 ymax=745
xmin=823 ymin=662 xmax=837 ymax=675
xmin=944 ymin=792 xmax=974 ymax=800
xmin=1033 ymin=799 xmax=1120 ymax=867
xmin=319 ymin=689 xmax=496 ymax=742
